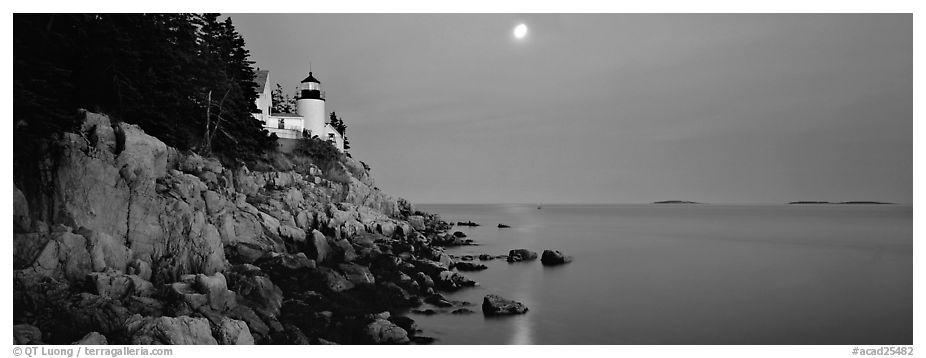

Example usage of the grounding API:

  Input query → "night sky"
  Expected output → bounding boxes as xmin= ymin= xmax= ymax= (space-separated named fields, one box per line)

xmin=230 ymin=14 xmax=912 ymax=204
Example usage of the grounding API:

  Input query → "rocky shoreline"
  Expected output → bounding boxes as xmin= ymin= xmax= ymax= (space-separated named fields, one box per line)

xmin=12 ymin=112 xmax=565 ymax=345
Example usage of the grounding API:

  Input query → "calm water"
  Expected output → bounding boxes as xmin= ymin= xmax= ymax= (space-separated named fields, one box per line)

xmin=407 ymin=204 xmax=913 ymax=345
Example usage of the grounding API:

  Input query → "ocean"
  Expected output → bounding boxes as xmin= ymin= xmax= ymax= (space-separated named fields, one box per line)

xmin=407 ymin=204 xmax=913 ymax=345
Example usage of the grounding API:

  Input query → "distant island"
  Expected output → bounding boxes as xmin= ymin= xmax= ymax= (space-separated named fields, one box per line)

xmin=653 ymin=200 xmax=701 ymax=204
xmin=788 ymin=201 xmax=895 ymax=205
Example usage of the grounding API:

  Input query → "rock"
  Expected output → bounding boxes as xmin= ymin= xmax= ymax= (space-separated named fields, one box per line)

xmin=436 ymin=270 xmax=478 ymax=291
xmin=413 ymin=272 xmax=434 ymax=289
xmin=116 ymin=122 xmax=169 ymax=181
xmin=452 ymin=231 xmax=467 ymax=238
xmin=13 ymin=324 xmax=43 ymax=344
xmin=425 ymin=293 xmax=453 ymax=307
xmin=456 ymin=221 xmax=480 ymax=226
xmin=278 ymin=225 xmax=306 ymax=243
xmin=388 ymin=316 xmax=417 ymax=336
xmin=71 ymin=331 xmax=108 ymax=345
xmin=204 ymin=190 xmax=228 ymax=216
xmin=478 ymin=254 xmax=494 ymax=261
xmin=226 ymin=266 xmax=283 ymax=316
xmin=125 ymin=315 xmax=218 ymax=345
xmin=194 ymin=273 xmax=235 ymax=311
xmin=14 ymin=185 xmax=31 ymax=232
xmin=376 ymin=282 xmax=419 ymax=307
xmin=540 ymin=249 xmax=574 ymax=266
xmin=31 ymin=231 xmax=92 ymax=284
xmin=126 ymin=259 xmax=152 ymax=281
xmin=59 ymin=293 xmax=132 ymax=340
xmin=213 ymin=317 xmax=255 ymax=345
xmin=460 ymin=255 xmax=474 ymax=261
xmin=411 ymin=309 xmax=437 ymax=315
xmin=410 ymin=259 xmax=449 ymax=278
xmin=75 ymin=228 xmax=131 ymax=273
xmin=338 ymin=263 xmax=376 ymax=286
xmin=455 ymin=262 xmax=487 ymax=271
xmin=307 ymin=230 xmax=332 ymax=263
xmin=317 ymin=267 xmax=355 ymax=292
xmin=334 ymin=239 xmax=358 ymax=262
xmin=87 ymin=271 xmax=154 ymax=299
xmin=507 ymin=249 xmax=538 ymax=263
xmin=497 ymin=223 xmax=511 ymax=228
xmin=13 ymin=232 xmax=50 ymax=269
xmin=362 ymin=319 xmax=410 ymax=344
xmin=452 ymin=308 xmax=475 ymax=315
xmin=482 ymin=294 xmax=528 ymax=316
xmin=407 ymin=215 xmax=425 ymax=231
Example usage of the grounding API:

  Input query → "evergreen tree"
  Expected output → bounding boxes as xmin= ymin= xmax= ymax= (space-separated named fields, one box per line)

xmin=271 ymin=84 xmax=295 ymax=113
xmin=14 ymin=13 xmax=274 ymax=167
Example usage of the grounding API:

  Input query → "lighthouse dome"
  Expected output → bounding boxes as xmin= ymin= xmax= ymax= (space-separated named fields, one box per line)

xmin=301 ymin=72 xmax=320 ymax=84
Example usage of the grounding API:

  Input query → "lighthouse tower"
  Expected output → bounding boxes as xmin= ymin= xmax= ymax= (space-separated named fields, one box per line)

xmin=295 ymin=72 xmax=326 ymax=138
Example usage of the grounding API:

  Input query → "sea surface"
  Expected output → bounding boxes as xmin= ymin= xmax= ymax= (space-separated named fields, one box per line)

xmin=405 ymin=204 xmax=913 ymax=345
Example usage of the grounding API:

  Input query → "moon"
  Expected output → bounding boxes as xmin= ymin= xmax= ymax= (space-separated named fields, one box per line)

xmin=513 ymin=23 xmax=528 ymax=39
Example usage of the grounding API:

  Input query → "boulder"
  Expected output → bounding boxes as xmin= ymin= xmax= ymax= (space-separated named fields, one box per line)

xmin=436 ymin=270 xmax=478 ymax=291
xmin=213 ymin=317 xmax=255 ymax=345
xmin=75 ymin=228 xmax=132 ymax=273
xmin=307 ymin=230 xmax=332 ymax=263
xmin=31 ymin=231 xmax=92 ymax=284
xmin=194 ymin=273 xmax=235 ymax=311
xmin=334 ymin=239 xmax=358 ymax=262
xmin=13 ymin=232 xmax=50 ymax=269
xmin=413 ymin=272 xmax=434 ymax=289
xmin=14 ymin=185 xmax=31 ymax=232
xmin=338 ymin=263 xmax=375 ymax=286
xmin=125 ymin=315 xmax=218 ymax=345
xmin=507 ymin=249 xmax=538 ymax=263
xmin=455 ymin=262 xmax=487 ymax=271
xmin=13 ymin=324 xmax=43 ymax=344
xmin=317 ymin=267 xmax=354 ymax=292
xmin=115 ymin=122 xmax=169 ymax=182
xmin=406 ymin=215 xmax=425 ymax=231
xmin=72 ymin=332 xmax=108 ymax=345
xmin=87 ymin=271 xmax=154 ymax=299
xmin=482 ymin=294 xmax=528 ymax=316
xmin=362 ymin=319 xmax=410 ymax=344
xmin=203 ymin=190 xmax=228 ymax=216
xmin=126 ymin=259 xmax=152 ymax=281
xmin=387 ymin=316 xmax=417 ymax=336
xmin=540 ymin=250 xmax=574 ymax=266
xmin=225 ymin=266 xmax=283 ymax=316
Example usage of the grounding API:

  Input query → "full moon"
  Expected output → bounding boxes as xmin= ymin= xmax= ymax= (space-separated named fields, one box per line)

xmin=513 ymin=23 xmax=528 ymax=39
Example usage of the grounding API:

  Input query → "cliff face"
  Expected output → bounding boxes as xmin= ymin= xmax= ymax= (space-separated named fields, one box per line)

xmin=13 ymin=111 xmax=458 ymax=345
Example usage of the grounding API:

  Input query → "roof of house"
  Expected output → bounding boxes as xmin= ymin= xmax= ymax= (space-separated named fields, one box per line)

xmin=271 ymin=112 xmax=301 ymax=117
xmin=254 ymin=70 xmax=270 ymax=93
xmin=301 ymin=72 xmax=320 ymax=84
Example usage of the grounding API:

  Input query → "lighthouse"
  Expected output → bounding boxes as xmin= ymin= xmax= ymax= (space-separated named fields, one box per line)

xmin=295 ymin=72 xmax=326 ymax=139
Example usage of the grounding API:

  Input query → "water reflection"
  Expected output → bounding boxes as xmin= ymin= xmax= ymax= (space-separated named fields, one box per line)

xmin=509 ymin=313 xmax=533 ymax=344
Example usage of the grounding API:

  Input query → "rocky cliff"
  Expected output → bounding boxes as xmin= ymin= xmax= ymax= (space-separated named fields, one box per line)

xmin=13 ymin=111 xmax=469 ymax=345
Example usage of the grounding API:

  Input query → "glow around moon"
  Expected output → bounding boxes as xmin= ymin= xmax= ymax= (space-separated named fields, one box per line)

xmin=514 ymin=23 xmax=528 ymax=39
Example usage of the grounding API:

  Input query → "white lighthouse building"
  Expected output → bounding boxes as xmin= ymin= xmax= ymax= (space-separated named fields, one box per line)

xmin=252 ymin=69 xmax=345 ymax=152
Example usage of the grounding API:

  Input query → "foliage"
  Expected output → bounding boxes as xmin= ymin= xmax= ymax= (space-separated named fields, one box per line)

xmin=328 ymin=111 xmax=351 ymax=150
xmin=13 ymin=13 xmax=274 ymax=168
xmin=294 ymin=136 xmax=343 ymax=171
xmin=271 ymin=84 xmax=296 ymax=114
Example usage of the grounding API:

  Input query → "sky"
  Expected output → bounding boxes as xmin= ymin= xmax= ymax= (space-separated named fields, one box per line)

xmin=229 ymin=14 xmax=912 ymax=204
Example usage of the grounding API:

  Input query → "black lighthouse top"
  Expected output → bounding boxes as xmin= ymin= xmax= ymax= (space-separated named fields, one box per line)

xmin=301 ymin=72 xmax=320 ymax=84
xmin=298 ymin=72 xmax=324 ymax=100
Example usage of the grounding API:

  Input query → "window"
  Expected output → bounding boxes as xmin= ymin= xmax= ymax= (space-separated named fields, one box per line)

xmin=278 ymin=118 xmax=285 ymax=129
